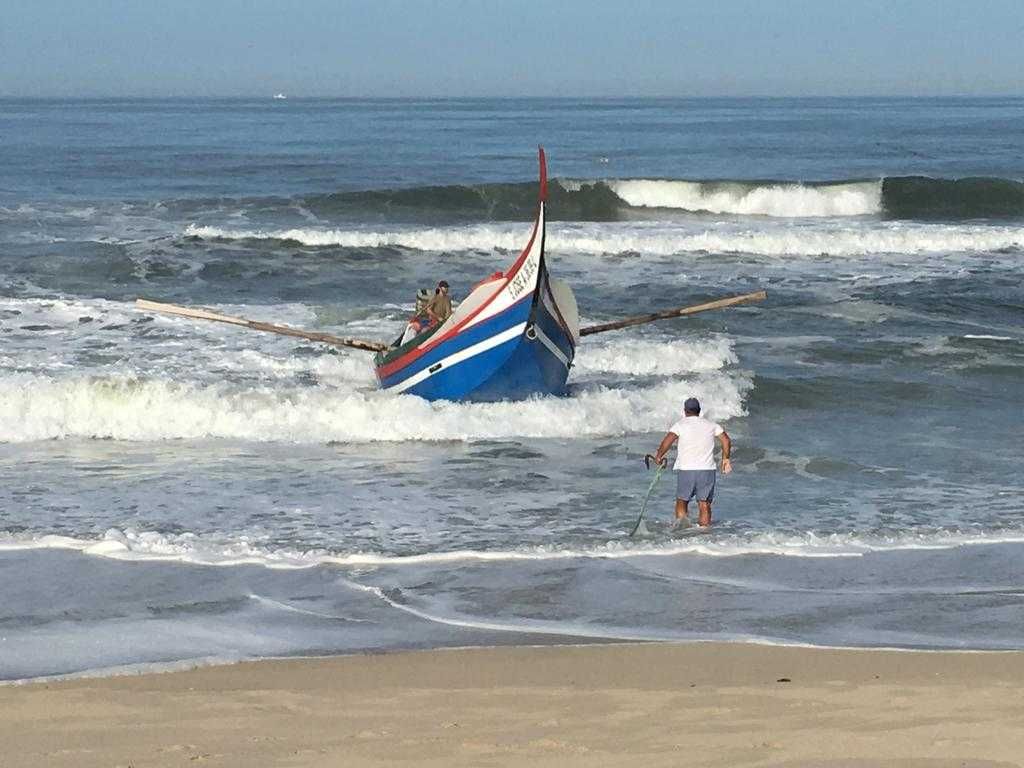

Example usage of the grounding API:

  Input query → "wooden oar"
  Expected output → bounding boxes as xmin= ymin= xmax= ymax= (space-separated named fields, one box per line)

xmin=578 ymin=290 xmax=767 ymax=337
xmin=135 ymin=298 xmax=388 ymax=353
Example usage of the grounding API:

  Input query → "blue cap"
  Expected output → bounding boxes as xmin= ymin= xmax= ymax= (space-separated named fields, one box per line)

xmin=683 ymin=397 xmax=701 ymax=413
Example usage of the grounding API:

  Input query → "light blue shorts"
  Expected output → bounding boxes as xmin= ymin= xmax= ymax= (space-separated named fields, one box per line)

xmin=676 ymin=470 xmax=716 ymax=502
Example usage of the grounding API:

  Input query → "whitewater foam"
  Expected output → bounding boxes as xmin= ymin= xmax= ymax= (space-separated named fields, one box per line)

xmin=4 ymin=526 xmax=1024 ymax=571
xmin=184 ymin=222 xmax=1024 ymax=257
xmin=574 ymin=337 xmax=736 ymax=376
xmin=184 ymin=223 xmax=529 ymax=251
xmin=0 ymin=370 xmax=749 ymax=444
xmin=606 ymin=179 xmax=883 ymax=217
xmin=219 ymin=349 xmax=378 ymax=385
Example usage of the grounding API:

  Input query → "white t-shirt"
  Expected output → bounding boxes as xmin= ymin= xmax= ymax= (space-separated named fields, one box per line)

xmin=669 ymin=415 xmax=724 ymax=470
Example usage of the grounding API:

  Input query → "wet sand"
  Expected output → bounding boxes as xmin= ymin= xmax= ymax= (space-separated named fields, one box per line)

xmin=3 ymin=642 xmax=1024 ymax=767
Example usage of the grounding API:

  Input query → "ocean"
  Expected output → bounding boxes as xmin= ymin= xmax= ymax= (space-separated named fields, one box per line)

xmin=1 ymin=97 xmax=1022 ymax=680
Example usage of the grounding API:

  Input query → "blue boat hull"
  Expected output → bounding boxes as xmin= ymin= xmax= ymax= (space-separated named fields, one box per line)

xmin=380 ymin=282 xmax=575 ymax=402
xmin=463 ymin=289 xmax=575 ymax=402
xmin=374 ymin=148 xmax=577 ymax=402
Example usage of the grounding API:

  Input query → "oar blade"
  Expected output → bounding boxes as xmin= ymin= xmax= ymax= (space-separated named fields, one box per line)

xmin=135 ymin=298 xmax=247 ymax=327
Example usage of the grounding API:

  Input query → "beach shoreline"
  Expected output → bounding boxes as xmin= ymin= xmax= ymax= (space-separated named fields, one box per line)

xmin=4 ymin=641 xmax=1024 ymax=767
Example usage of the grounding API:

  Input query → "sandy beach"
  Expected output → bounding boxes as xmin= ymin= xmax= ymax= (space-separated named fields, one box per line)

xmin=3 ymin=642 xmax=1023 ymax=767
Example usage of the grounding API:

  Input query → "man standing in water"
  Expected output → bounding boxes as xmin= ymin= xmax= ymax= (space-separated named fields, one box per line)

xmin=652 ymin=397 xmax=732 ymax=527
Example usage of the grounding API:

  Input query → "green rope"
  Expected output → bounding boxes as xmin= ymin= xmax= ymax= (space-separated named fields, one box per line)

xmin=630 ymin=458 xmax=666 ymax=537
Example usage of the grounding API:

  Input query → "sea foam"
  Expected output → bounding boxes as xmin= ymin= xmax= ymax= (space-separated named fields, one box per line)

xmin=0 ymin=369 xmax=749 ymax=444
xmin=605 ymin=179 xmax=883 ymax=217
xmin=573 ymin=337 xmax=737 ymax=376
xmin=4 ymin=525 xmax=1024 ymax=570
xmin=184 ymin=222 xmax=1024 ymax=257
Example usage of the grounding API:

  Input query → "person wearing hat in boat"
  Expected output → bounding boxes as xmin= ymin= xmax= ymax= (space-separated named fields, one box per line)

xmin=650 ymin=397 xmax=732 ymax=527
xmin=425 ymin=280 xmax=453 ymax=326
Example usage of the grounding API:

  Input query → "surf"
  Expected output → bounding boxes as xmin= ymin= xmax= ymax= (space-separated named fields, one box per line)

xmin=294 ymin=175 xmax=1024 ymax=220
xmin=6 ymin=526 xmax=1024 ymax=570
xmin=0 ymin=366 xmax=749 ymax=444
xmin=603 ymin=179 xmax=882 ymax=217
xmin=184 ymin=220 xmax=1024 ymax=257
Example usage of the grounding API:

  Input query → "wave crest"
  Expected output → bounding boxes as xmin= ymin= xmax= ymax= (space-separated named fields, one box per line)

xmin=0 ymin=371 xmax=749 ymax=444
xmin=185 ymin=221 xmax=1024 ymax=257
xmin=606 ymin=179 xmax=882 ymax=217
xmin=298 ymin=176 xmax=1024 ymax=221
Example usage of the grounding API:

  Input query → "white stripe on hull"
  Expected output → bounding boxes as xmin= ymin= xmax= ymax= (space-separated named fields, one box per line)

xmin=387 ymin=323 xmax=528 ymax=394
xmin=532 ymin=324 xmax=570 ymax=369
xmin=461 ymin=204 xmax=545 ymax=331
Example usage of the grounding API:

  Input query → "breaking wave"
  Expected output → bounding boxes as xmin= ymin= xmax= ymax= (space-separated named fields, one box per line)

xmin=292 ymin=176 xmax=1024 ymax=221
xmin=604 ymin=177 xmax=1024 ymax=219
xmin=0 ymin=369 xmax=749 ymax=444
xmin=11 ymin=177 xmax=1024 ymax=234
xmin=603 ymin=179 xmax=882 ymax=217
xmin=185 ymin=222 xmax=1024 ymax=257
xmin=184 ymin=223 xmax=528 ymax=250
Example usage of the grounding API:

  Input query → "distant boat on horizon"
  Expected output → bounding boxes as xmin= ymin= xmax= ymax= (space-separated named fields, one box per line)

xmin=273 ymin=93 xmax=287 ymax=100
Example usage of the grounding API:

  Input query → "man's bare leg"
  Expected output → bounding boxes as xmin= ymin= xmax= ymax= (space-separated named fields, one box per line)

xmin=675 ymin=499 xmax=689 ymax=522
xmin=697 ymin=500 xmax=712 ymax=527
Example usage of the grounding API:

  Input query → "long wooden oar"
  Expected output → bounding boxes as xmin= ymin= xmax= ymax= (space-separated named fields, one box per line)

xmin=579 ymin=290 xmax=767 ymax=337
xmin=135 ymin=298 xmax=388 ymax=353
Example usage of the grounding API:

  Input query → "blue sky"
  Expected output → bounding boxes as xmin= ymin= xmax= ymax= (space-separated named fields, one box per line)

xmin=3 ymin=0 xmax=1023 ymax=97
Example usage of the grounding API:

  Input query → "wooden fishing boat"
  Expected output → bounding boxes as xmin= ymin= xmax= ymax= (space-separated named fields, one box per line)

xmin=134 ymin=149 xmax=767 ymax=402
xmin=372 ymin=149 xmax=580 ymax=401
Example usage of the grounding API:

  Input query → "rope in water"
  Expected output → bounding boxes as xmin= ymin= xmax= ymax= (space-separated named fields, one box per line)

xmin=630 ymin=455 xmax=666 ymax=537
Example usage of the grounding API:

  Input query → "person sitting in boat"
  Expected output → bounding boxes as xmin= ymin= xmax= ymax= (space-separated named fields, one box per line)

xmin=415 ymin=287 xmax=431 ymax=316
xmin=425 ymin=280 xmax=453 ymax=325
xmin=400 ymin=288 xmax=433 ymax=345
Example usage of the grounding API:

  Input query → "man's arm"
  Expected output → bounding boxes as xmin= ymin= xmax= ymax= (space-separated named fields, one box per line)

xmin=653 ymin=432 xmax=678 ymax=467
xmin=425 ymin=294 xmax=442 ymax=322
xmin=718 ymin=431 xmax=732 ymax=474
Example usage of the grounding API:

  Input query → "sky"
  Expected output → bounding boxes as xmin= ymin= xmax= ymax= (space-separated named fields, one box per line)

xmin=2 ymin=0 xmax=1023 ymax=98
